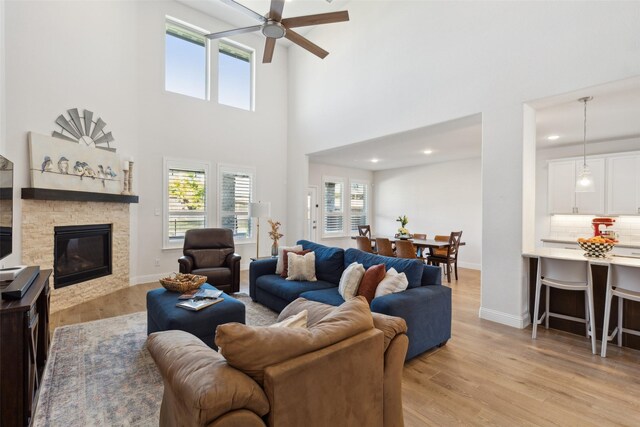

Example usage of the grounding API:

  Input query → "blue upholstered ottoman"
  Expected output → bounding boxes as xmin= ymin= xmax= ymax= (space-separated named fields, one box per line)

xmin=146 ymin=283 xmax=245 ymax=349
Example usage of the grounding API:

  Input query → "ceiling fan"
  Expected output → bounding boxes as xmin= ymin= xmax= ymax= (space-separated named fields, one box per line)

xmin=205 ymin=0 xmax=349 ymax=63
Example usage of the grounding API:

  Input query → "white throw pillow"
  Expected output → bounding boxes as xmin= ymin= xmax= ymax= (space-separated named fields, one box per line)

xmin=374 ymin=268 xmax=409 ymax=298
xmin=269 ymin=310 xmax=308 ymax=329
xmin=286 ymin=252 xmax=317 ymax=281
xmin=338 ymin=262 xmax=366 ymax=301
xmin=276 ymin=245 xmax=303 ymax=274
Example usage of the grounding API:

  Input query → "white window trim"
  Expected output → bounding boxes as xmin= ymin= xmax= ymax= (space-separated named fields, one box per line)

xmin=322 ymin=176 xmax=346 ymax=238
xmin=349 ymin=179 xmax=371 ymax=236
xmin=217 ymin=38 xmax=256 ymax=112
xmin=165 ymin=16 xmax=211 ymax=101
xmin=217 ymin=163 xmax=256 ymax=244
xmin=162 ymin=157 xmax=212 ymax=250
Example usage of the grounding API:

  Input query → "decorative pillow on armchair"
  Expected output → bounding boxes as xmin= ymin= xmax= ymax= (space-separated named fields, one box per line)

xmin=286 ymin=252 xmax=317 ymax=281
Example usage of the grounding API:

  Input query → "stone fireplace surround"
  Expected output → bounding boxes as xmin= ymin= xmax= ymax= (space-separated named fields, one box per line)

xmin=22 ymin=199 xmax=130 ymax=313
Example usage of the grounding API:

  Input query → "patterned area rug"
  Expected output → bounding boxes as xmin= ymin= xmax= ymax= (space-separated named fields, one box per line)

xmin=33 ymin=294 xmax=278 ymax=427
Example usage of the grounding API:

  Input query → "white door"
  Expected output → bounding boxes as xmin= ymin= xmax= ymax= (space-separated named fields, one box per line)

xmin=575 ymin=158 xmax=606 ymax=214
xmin=304 ymin=187 xmax=318 ymax=241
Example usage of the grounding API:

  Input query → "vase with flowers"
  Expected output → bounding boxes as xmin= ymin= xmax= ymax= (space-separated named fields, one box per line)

xmin=396 ymin=215 xmax=411 ymax=239
xmin=268 ymin=219 xmax=284 ymax=257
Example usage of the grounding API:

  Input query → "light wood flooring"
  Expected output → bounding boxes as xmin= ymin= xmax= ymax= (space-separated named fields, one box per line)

xmin=50 ymin=269 xmax=640 ymax=426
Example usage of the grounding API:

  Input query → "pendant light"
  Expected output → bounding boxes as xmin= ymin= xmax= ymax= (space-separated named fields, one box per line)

xmin=575 ymin=96 xmax=595 ymax=192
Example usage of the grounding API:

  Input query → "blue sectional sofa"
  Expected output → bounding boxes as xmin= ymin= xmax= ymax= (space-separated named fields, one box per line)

xmin=249 ymin=240 xmax=452 ymax=359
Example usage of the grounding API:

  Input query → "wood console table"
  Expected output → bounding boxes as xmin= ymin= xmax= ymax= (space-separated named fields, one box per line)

xmin=1 ymin=269 xmax=52 ymax=427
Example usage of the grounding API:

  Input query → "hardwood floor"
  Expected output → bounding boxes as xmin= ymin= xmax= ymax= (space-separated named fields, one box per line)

xmin=50 ymin=268 xmax=640 ymax=426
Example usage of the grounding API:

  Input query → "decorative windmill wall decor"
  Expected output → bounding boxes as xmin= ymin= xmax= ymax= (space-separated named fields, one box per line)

xmin=52 ymin=108 xmax=115 ymax=151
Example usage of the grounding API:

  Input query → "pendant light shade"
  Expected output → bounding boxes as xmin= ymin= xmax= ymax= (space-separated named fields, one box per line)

xmin=575 ymin=96 xmax=595 ymax=193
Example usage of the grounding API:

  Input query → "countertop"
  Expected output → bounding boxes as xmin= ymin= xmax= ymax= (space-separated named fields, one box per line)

xmin=541 ymin=238 xmax=640 ymax=250
xmin=523 ymin=247 xmax=640 ymax=267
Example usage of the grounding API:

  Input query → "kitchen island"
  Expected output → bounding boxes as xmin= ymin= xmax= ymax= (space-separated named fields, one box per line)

xmin=523 ymin=248 xmax=640 ymax=350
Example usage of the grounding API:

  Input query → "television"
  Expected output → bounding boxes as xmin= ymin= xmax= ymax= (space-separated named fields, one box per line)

xmin=0 ymin=155 xmax=13 ymax=261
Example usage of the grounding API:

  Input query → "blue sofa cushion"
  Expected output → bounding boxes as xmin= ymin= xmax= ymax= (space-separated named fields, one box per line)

xmin=297 ymin=240 xmax=345 ymax=284
xmin=256 ymin=274 xmax=336 ymax=303
xmin=344 ymin=248 xmax=424 ymax=288
xmin=300 ymin=287 xmax=345 ymax=307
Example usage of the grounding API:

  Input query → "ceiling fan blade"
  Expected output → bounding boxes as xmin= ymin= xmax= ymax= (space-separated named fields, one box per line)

xmin=282 ymin=11 xmax=349 ymax=29
xmin=205 ymin=25 xmax=262 ymax=40
xmin=268 ymin=0 xmax=285 ymax=21
xmin=285 ymin=29 xmax=329 ymax=59
xmin=220 ymin=0 xmax=266 ymax=22
xmin=263 ymin=38 xmax=276 ymax=63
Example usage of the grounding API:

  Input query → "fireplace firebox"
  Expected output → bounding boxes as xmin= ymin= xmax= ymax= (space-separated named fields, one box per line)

xmin=54 ymin=224 xmax=112 ymax=289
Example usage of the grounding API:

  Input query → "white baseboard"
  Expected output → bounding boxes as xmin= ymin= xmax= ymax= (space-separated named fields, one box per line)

xmin=458 ymin=261 xmax=481 ymax=270
xmin=131 ymin=272 xmax=174 ymax=286
xmin=479 ymin=307 xmax=530 ymax=329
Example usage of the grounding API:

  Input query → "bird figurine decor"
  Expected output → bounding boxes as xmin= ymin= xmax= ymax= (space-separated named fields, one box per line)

xmin=41 ymin=156 xmax=53 ymax=173
xmin=57 ymin=156 xmax=69 ymax=174
xmin=105 ymin=166 xmax=117 ymax=179
xmin=73 ymin=161 xmax=85 ymax=178
xmin=97 ymin=165 xmax=106 ymax=180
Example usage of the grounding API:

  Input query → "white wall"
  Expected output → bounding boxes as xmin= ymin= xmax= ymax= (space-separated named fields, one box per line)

xmin=373 ymin=158 xmax=482 ymax=270
xmin=0 ymin=0 xmax=5 ymax=156
xmin=307 ymin=162 xmax=373 ymax=248
xmin=3 ymin=0 xmax=289 ymax=282
xmin=287 ymin=1 xmax=640 ymax=328
xmin=535 ymin=137 xmax=640 ymax=245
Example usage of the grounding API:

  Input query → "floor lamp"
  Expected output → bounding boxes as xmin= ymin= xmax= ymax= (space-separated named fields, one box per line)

xmin=250 ymin=201 xmax=271 ymax=259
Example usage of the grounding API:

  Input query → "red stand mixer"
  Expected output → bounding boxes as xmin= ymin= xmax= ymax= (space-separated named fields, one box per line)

xmin=592 ymin=217 xmax=616 ymax=238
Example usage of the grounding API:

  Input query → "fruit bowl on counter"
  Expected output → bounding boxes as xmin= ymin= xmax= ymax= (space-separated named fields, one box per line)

xmin=577 ymin=236 xmax=617 ymax=258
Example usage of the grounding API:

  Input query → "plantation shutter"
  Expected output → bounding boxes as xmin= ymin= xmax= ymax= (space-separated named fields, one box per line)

xmin=350 ymin=182 xmax=368 ymax=232
xmin=167 ymin=167 xmax=207 ymax=239
xmin=324 ymin=180 xmax=344 ymax=234
xmin=220 ymin=169 xmax=253 ymax=238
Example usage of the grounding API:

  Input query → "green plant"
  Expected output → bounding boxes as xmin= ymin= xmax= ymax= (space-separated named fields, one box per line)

xmin=396 ymin=215 xmax=409 ymax=228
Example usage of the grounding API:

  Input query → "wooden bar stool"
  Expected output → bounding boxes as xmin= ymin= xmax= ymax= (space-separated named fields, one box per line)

xmin=532 ymin=256 xmax=597 ymax=354
xmin=601 ymin=262 xmax=640 ymax=357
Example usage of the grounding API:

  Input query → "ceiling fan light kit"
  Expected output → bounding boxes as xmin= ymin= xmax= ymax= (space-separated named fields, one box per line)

xmin=205 ymin=0 xmax=349 ymax=63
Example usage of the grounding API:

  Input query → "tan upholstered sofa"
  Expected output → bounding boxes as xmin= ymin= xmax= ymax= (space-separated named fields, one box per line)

xmin=147 ymin=297 xmax=408 ymax=427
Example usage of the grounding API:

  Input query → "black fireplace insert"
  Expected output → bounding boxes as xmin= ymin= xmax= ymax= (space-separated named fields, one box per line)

xmin=53 ymin=224 xmax=112 ymax=289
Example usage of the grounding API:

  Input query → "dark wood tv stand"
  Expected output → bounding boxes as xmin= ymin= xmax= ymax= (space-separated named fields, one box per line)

xmin=0 ymin=269 xmax=52 ymax=427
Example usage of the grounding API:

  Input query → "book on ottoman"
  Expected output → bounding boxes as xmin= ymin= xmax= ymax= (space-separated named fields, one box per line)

xmin=176 ymin=298 xmax=222 ymax=311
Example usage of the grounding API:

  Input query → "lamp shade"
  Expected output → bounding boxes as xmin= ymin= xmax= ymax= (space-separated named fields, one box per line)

xmin=250 ymin=202 xmax=271 ymax=218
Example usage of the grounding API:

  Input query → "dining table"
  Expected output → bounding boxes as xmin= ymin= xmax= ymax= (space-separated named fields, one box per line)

xmin=351 ymin=235 xmax=466 ymax=256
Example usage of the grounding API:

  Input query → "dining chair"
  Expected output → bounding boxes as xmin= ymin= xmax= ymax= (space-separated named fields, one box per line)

xmin=412 ymin=234 xmax=427 ymax=257
xmin=432 ymin=235 xmax=449 ymax=257
xmin=395 ymin=240 xmax=417 ymax=259
xmin=355 ymin=236 xmax=374 ymax=254
xmin=531 ymin=256 xmax=596 ymax=355
xmin=357 ymin=225 xmax=371 ymax=238
xmin=427 ymin=231 xmax=463 ymax=283
xmin=376 ymin=238 xmax=395 ymax=257
xmin=601 ymin=262 xmax=640 ymax=357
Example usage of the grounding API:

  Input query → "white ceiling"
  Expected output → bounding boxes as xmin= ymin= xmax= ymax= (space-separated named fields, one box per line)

xmin=308 ymin=115 xmax=482 ymax=171
xmin=534 ymin=76 xmax=640 ymax=149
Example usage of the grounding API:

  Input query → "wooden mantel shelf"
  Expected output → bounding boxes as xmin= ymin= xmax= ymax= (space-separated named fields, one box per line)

xmin=21 ymin=187 xmax=139 ymax=203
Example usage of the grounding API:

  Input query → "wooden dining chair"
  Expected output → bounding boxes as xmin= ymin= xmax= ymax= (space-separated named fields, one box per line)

xmin=395 ymin=240 xmax=417 ymax=259
xmin=355 ymin=236 xmax=374 ymax=254
xmin=357 ymin=225 xmax=371 ymax=238
xmin=433 ymin=235 xmax=449 ymax=257
xmin=427 ymin=231 xmax=463 ymax=283
xmin=412 ymin=234 xmax=427 ymax=257
xmin=376 ymin=238 xmax=395 ymax=257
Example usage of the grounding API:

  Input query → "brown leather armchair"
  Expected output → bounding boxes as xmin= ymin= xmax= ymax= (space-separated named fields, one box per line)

xmin=178 ymin=228 xmax=241 ymax=293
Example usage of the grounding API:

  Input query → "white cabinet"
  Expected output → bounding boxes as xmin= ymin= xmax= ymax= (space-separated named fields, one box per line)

xmin=548 ymin=158 xmax=605 ymax=214
xmin=607 ymin=155 xmax=640 ymax=215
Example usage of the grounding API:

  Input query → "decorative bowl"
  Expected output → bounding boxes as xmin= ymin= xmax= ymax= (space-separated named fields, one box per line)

xmin=159 ymin=273 xmax=207 ymax=293
xmin=578 ymin=241 xmax=615 ymax=258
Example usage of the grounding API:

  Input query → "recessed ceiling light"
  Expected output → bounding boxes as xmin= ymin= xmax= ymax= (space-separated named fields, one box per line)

xmin=371 ymin=158 xmax=379 ymax=163
xmin=547 ymin=135 xmax=560 ymax=141
xmin=423 ymin=150 xmax=433 ymax=155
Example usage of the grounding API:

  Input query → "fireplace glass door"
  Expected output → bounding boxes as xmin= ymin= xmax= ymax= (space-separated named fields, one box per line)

xmin=54 ymin=224 xmax=112 ymax=288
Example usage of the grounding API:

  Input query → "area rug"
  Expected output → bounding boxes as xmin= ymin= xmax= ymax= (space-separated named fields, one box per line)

xmin=33 ymin=293 xmax=278 ymax=427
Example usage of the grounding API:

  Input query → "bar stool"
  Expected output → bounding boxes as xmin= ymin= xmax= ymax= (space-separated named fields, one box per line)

xmin=532 ymin=256 xmax=597 ymax=355
xmin=601 ymin=262 xmax=640 ymax=357
xmin=355 ymin=236 xmax=374 ymax=254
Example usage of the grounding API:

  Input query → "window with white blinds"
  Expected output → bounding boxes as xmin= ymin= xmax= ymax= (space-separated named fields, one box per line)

xmin=350 ymin=181 xmax=369 ymax=233
xmin=219 ymin=166 xmax=254 ymax=240
xmin=323 ymin=178 xmax=344 ymax=236
xmin=164 ymin=159 xmax=209 ymax=247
